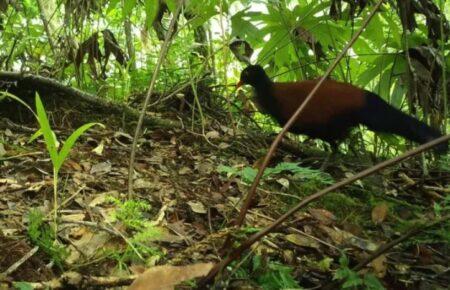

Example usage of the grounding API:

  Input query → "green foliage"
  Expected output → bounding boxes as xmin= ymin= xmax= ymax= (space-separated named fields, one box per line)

xmin=438 ymin=155 xmax=450 ymax=172
xmin=27 ymin=210 xmax=68 ymax=268
xmin=109 ymin=197 xmax=153 ymax=231
xmin=434 ymin=194 xmax=450 ymax=218
xmin=334 ymin=255 xmax=385 ymax=290
xmin=12 ymin=282 xmax=34 ymax=290
xmin=317 ymin=193 xmax=361 ymax=220
xmin=256 ymin=262 xmax=301 ymax=290
xmin=144 ymin=0 xmax=160 ymax=28
xmin=233 ymin=255 xmax=301 ymax=290
xmin=218 ymin=162 xmax=333 ymax=185
xmin=34 ymin=93 xmax=104 ymax=174
xmin=107 ymin=198 xmax=164 ymax=267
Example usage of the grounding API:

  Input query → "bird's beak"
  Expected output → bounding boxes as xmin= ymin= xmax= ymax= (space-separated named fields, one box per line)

xmin=236 ymin=80 xmax=244 ymax=89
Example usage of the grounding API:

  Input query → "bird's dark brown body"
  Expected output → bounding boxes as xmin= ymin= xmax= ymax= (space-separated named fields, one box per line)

xmin=238 ymin=65 xmax=447 ymax=152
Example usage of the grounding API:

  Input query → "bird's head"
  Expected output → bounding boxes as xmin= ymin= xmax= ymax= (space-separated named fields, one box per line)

xmin=237 ymin=65 xmax=270 ymax=88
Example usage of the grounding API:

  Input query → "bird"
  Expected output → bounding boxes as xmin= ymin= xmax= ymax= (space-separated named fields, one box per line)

xmin=237 ymin=65 xmax=448 ymax=154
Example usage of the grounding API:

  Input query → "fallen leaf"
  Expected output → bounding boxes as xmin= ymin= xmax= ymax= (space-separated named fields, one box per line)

xmin=90 ymin=161 xmax=112 ymax=175
xmin=285 ymin=234 xmax=320 ymax=249
xmin=218 ymin=142 xmax=230 ymax=149
xmin=89 ymin=191 xmax=116 ymax=207
xmin=134 ymin=178 xmax=154 ymax=189
xmin=61 ymin=213 xmax=86 ymax=222
xmin=371 ymin=203 xmax=389 ymax=225
xmin=187 ymin=201 xmax=207 ymax=214
xmin=205 ymin=131 xmax=220 ymax=139
xmin=92 ymin=141 xmax=105 ymax=156
xmin=277 ymin=178 xmax=289 ymax=189
xmin=309 ymin=208 xmax=336 ymax=225
xmin=129 ymin=263 xmax=214 ymax=290
xmin=178 ymin=166 xmax=192 ymax=175
xmin=0 ymin=143 xmax=6 ymax=156
xmin=371 ymin=254 xmax=387 ymax=278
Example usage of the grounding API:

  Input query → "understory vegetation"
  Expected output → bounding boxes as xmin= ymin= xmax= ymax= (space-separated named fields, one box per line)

xmin=0 ymin=0 xmax=449 ymax=289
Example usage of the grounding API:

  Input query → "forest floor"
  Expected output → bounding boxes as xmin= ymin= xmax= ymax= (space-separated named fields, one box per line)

xmin=0 ymin=94 xmax=449 ymax=289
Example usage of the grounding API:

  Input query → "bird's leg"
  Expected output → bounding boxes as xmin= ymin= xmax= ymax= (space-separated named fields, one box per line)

xmin=320 ymin=142 xmax=339 ymax=171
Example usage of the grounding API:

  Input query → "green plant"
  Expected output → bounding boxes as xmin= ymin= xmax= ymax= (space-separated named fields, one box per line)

xmin=27 ymin=209 xmax=68 ymax=268
xmin=1 ymin=92 xmax=104 ymax=235
xmin=12 ymin=282 xmax=34 ymax=290
xmin=33 ymin=93 xmax=103 ymax=234
xmin=334 ymin=254 xmax=385 ymax=290
xmin=233 ymin=255 xmax=301 ymax=290
xmin=218 ymin=162 xmax=333 ymax=185
xmin=109 ymin=197 xmax=153 ymax=230
xmin=108 ymin=197 xmax=164 ymax=267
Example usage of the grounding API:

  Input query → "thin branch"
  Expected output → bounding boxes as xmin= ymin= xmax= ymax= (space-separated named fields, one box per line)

xmin=127 ymin=1 xmax=183 ymax=197
xmin=2 ymin=246 xmax=39 ymax=277
xmin=199 ymin=134 xmax=450 ymax=286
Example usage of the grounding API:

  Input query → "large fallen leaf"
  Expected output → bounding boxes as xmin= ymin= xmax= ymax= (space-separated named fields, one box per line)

xmin=309 ymin=208 xmax=336 ymax=225
xmin=128 ymin=263 xmax=214 ymax=290
xmin=285 ymin=234 xmax=320 ymax=249
xmin=0 ymin=143 xmax=6 ymax=156
xmin=205 ymin=130 xmax=220 ymax=139
xmin=371 ymin=254 xmax=387 ymax=278
xmin=371 ymin=203 xmax=389 ymax=225
xmin=188 ymin=201 xmax=207 ymax=214
xmin=320 ymin=225 xmax=378 ymax=251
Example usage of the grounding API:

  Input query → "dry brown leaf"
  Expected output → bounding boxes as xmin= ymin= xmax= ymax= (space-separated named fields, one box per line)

xmin=92 ymin=141 xmax=105 ymax=156
xmin=90 ymin=161 xmax=112 ymax=175
xmin=187 ymin=201 xmax=207 ymax=214
xmin=178 ymin=166 xmax=192 ymax=175
xmin=128 ymin=263 xmax=214 ymax=290
xmin=309 ymin=208 xmax=336 ymax=225
xmin=285 ymin=234 xmax=320 ymax=249
xmin=205 ymin=130 xmax=220 ymax=139
xmin=371 ymin=254 xmax=387 ymax=278
xmin=371 ymin=203 xmax=389 ymax=225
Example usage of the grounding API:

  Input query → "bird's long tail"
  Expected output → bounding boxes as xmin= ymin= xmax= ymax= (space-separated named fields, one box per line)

xmin=359 ymin=92 xmax=448 ymax=153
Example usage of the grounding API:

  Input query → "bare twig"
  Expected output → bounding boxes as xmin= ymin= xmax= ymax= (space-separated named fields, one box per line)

xmin=2 ymin=246 xmax=39 ymax=277
xmin=199 ymin=134 xmax=450 ymax=286
xmin=128 ymin=1 xmax=183 ymax=197
xmin=12 ymin=271 xmax=137 ymax=289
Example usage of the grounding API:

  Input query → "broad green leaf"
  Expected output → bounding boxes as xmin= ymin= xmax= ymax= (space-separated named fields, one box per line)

xmin=258 ymin=30 xmax=291 ymax=65
xmin=364 ymin=13 xmax=384 ymax=47
xmin=342 ymin=271 xmax=364 ymax=288
xmin=144 ymin=0 xmax=159 ymax=27
xmin=35 ymin=93 xmax=59 ymax=168
xmin=13 ymin=282 xmax=34 ymax=290
xmin=29 ymin=129 xmax=43 ymax=143
xmin=391 ymin=79 xmax=406 ymax=108
xmin=56 ymin=122 xmax=104 ymax=172
xmin=123 ymin=0 xmax=137 ymax=17
xmin=165 ymin=0 xmax=177 ymax=12
xmin=230 ymin=10 xmax=264 ymax=45
xmin=364 ymin=274 xmax=386 ymax=290
xmin=107 ymin=0 xmax=121 ymax=14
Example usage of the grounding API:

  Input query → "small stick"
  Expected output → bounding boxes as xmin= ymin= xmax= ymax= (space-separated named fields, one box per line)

xmin=2 ymin=246 xmax=39 ymax=277
xmin=128 ymin=1 xmax=184 ymax=198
